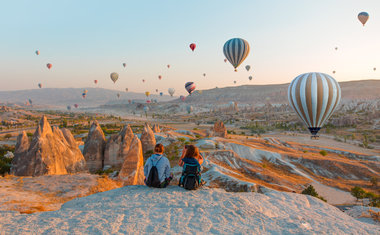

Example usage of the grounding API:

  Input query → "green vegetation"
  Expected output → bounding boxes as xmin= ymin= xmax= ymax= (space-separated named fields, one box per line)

xmin=301 ymin=185 xmax=327 ymax=202
xmin=319 ymin=150 xmax=328 ymax=156
xmin=4 ymin=134 xmax=12 ymax=140
xmin=0 ymin=145 xmax=15 ymax=176
xmin=351 ymin=186 xmax=379 ymax=207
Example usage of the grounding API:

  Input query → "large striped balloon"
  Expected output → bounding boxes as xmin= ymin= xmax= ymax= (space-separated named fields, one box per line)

xmin=223 ymin=38 xmax=250 ymax=71
xmin=185 ymin=82 xmax=196 ymax=95
xmin=288 ymin=72 xmax=341 ymax=136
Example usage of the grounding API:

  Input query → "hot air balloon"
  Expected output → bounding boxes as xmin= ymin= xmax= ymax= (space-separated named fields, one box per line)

xmin=332 ymin=71 xmax=336 ymax=74
xmin=223 ymin=38 xmax=250 ymax=71
xmin=123 ymin=63 xmax=126 ymax=68
xmin=94 ymin=80 xmax=98 ymax=84
xmin=83 ymin=89 xmax=88 ymax=94
xmin=35 ymin=50 xmax=40 ymax=55
xmin=158 ymin=75 xmax=162 ymax=80
xmin=234 ymin=81 xmax=237 ymax=84
xmin=168 ymin=88 xmax=175 ymax=97
xmin=74 ymin=104 xmax=79 ymax=108
xmin=167 ymin=64 xmax=170 ymax=68
xmin=38 ymin=83 xmax=42 ymax=88
xmin=249 ymin=76 xmax=253 ymax=81
xmin=160 ymin=92 xmax=163 ymax=96
xmin=46 ymin=63 xmax=52 ymax=70
xmin=110 ymin=72 xmax=119 ymax=83
xmin=145 ymin=91 xmax=150 ymax=97
xmin=190 ymin=43 xmax=196 ymax=51
xmin=82 ymin=93 xmax=86 ymax=99
xmin=288 ymin=72 xmax=341 ymax=138
xmin=224 ymin=58 xmax=227 ymax=63
xmin=146 ymin=100 xmax=151 ymax=104
xmin=117 ymin=93 xmax=120 ymax=98
xmin=335 ymin=47 xmax=338 ymax=51
xmin=203 ymin=73 xmax=206 ymax=77
xmin=186 ymin=105 xmax=193 ymax=114
xmin=374 ymin=67 xmax=376 ymax=71
xmin=142 ymin=79 xmax=145 ymax=83
xmin=245 ymin=65 xmax=251 ymax=71
xmin=185 ymin=82 xmax=196 ymax=95
xmin=125 ymin=88 xmax=128 ymax=92
xmin=358 ymin=12 xmax=369 ymax=26
xmin=67 ymin=105 xmax=71 ymax=111
xmin=180 ymin=95 xmax=186 ymax=102
xmin=155 ymin=89 xmax=158 ymax=92
xmin=28 ymin=99 xmax=32 ymax=105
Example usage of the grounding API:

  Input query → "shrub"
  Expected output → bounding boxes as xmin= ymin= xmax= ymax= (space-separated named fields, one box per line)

xmin=351 ymin=186 xmax=366 ymax=201
xmin=177 ymin=137 xmax=186 ymax=143
xmin=4 ymin=134 xmax=12 ymax=140
xmin=319 ymin=150 xmax=328 ymax=156
xmin=301 ymin=185 xmax=327 ymax=202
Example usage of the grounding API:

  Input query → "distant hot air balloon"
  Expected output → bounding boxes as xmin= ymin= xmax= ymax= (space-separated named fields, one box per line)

xmin=245 ymin=65 xmax=251 ymax=71
xmin=358 ymin=12 xmax=369 ymax=26
xmin=117 ymin=93 xmax=120 ymax=98
xmin=145 ymin=91 xmax=150 ymax=97
xmin=38 ymin=83 xmax=42 ymax=88
xmin=249 ymin=76 xmax=253 ymax=81
xmin=82 ymin=93 xmax=86 ymax=98
xmin=186 ymin=105 xmax=193 ymax=114
xmin=180 ymin=95 xmax=186 ymax=102
xmin=234 ymin=81 xmax=237 ymax=84
xmin=146 ymin=100 xmax=151 ymax=104
xmin=288 ymin=72 xmax=341 ymax=138
xmin=223 ymin=38 xmax=250 ymax=71
xmin=374 ymin=67 xmax=376 ymax=71
xmin=35 ymin=50 xmax=40 ymax=55
xmin=224 ymin=58 xmax=227 ymax=63
xmin=123 ymin=63 xmax=126 ymax=68
xmin=94 ymin=80 xmax=98 ymax=84
xmin=155 ymin=89 xmax=158 ymax=92
xmin=142 ymin=79 xmax=145 ymax=83
xmin=74 ymin=104 xmax=78 ymax=108
xmin=190 ymin=43 xmax=196 ymax=51
xmin=168 ymin=88 xmax=175 ymax=97
xmin=125 ymin=88 xmax=128 ymax=92
xmin=110 ymin=72 xmax=119 ymax=83
xmin=67 ymin=105 xmax=71 ymax=111
xmin=160 ymin=92 xmax=163 ymax=96
xmin=158 ymin=75 xmax=162 ymax=80
xmin=28 ymin=99 xmax=32 ymax=105
xmin=167 ymin=64 xmax=170 ymax=68
xmin=46 ymin=63 xmax=52 ymax=70
xmin=203 ymin=73 xmax=206 ymax=77
xmin=332 ymin=71 xmax=336 ymax=74
xmin=335 ymin=47 xmax=338 ymax=51
xmin=83 ymin=89 xmax=88 ymax=94
xmin=185 ymin=82 xmax=196 ymax=95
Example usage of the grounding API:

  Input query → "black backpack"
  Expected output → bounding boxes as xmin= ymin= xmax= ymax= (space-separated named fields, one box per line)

xmin=146 ymin=157 xmax=162 ymax=188
xmin=179 ymin=163 xmax=201 ymax=190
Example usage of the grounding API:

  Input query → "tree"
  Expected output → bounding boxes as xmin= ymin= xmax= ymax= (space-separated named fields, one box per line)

xmin=351 ymin=186 xmax=366 ymax=201
xmin=301 ymin=185 xmax=327 ymax=202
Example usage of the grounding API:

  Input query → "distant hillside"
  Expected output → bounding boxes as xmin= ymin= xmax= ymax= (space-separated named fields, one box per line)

xmin=183 ymin=80 xmax=380 ymax=104
xmin=0 ymin=88 xmax=175 ymax=108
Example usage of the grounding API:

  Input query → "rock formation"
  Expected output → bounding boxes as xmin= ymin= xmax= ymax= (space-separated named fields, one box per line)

xmin=152 ymin=124 xmax=160 ymax=133
xmin=213 ymin=120 xmax=227 ymax=138
xmin=118 ymin=135 xmax=145 ymax=185
xmin=83 ymin=121 xmax=106 ymax=173
xmin=10 ymin=116 xmax=87 ymax=176
xmin=140 ymin=123 xmax=156 ymax=154
xmin=104 ymin=125 xmax=134 ymax=169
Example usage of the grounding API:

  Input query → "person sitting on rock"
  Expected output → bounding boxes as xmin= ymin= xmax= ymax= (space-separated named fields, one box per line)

xmin=144 ymin=143 xmax=172 ymax=188
xmin=178 ymin=145 xmax=204 ymax=190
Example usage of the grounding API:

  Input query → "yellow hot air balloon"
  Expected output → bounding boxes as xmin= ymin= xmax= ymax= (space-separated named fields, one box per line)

xmin=110 ymin=72 xmax=119 ymax=83
xmin=145 ymin=91 xmax=150 ymax=97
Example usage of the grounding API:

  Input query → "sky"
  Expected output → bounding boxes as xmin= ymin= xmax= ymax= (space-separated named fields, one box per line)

xmin=0 ymin=0 xmax=379 ymax=95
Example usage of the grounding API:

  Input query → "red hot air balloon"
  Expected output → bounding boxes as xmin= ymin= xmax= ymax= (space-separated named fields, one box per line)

xmin=46 ymin=63 xmax=52 ymax=70
xmin=158 ymin=75 xmax=162 ymax=80
xmin=142 ymin=79 xmax=145 ymax=83
xmin=190 ymin=43 xmax=196 ymax=51
xmin=167 ymin=64 xmax=170 ymax=68
xmin=180 ymin=95 xmax=186 ymax=102
xmin=94 ymin=80 xmax=98 ymax=84
xmin=146 ymin=100 xmax=151 ymax=103
xmin=74 ymin=104 xmax=79 ymax=108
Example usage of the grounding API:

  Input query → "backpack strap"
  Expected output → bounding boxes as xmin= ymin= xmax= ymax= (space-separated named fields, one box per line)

xmin=153 ymin=155 xmax=163 ymax=167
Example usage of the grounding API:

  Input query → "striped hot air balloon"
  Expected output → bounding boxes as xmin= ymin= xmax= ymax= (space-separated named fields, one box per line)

xmin=110 ymin=72 xmax=119 ymax=83
xmin=185 ymin=82 xmax=196 ymax=95
xmin=223 ymin=38 xmax=250 ymax=71
xmin=288 ymin=72 xmax=341 ymax=138
xmin=358 ymin=12 xmax=369 ymax=26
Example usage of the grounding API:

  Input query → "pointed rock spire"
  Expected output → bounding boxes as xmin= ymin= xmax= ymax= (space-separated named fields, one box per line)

xmin=119 ymin=135 xmax=144 ymax=185
xmin=83 ymin=121 xmax=106 ymax=173
xmin=140 ymin=123 xmax=156 ymax=154
xmin=104 ymin=125 xmax=134 ymax=169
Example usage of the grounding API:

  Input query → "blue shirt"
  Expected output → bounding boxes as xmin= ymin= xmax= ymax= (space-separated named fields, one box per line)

xmin=144 ymin=154 xmax=171 ymax=183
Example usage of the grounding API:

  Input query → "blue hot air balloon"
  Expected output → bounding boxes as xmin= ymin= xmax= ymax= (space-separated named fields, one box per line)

xmin=223 ymin=38 xmax=250 ymax=71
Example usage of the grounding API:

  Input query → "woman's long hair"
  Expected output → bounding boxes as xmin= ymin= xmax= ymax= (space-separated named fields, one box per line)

xmin=183 ymin=145 xmax=199 ymax=159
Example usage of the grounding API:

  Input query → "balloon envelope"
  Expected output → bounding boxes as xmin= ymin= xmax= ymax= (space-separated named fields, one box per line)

xmin=158 ymin=75 xmax=162 ymax=80
xmin=125 ymin=88 xmax=128 ymax=92
xmin=145 ymin=91 xmax=150 ymax=97
xmin=288 ymin=72 xmax=341 ymax=136
xmin=46 ymin=63 xmax=52 ymax=69
xmin=185 ymin=82 xmax=196 ymax=95
xmin=38 ymin=83 xmax=42 ymax=88
xmin=358 ymin=12 xmax=369 ymax=26
xmin=35 ymin=50 xmax=40 ymax=55
xmin=223 ymin=38 xmax=250 ymax=71
xmin=94 ymin=80 xmax=98 ymax=84
xmin=160 ymin=92 xmax=163 ymax=96
xmin=74 ymin=104 xmax=78 ymax=108
xmin=249 ymin=76 xmax=252 ymax=81
xmin=123 ymin=63 xmax=126 ymax=68
xmin=180 ymin=95 xmax=186 ymax=102
xmin=110 ymin=72 xmax=119 ymax=83
xmin=190 ymin=43 xmax=196 ymax=51
xmin=245 ymin=65 xmax=251 ymax=71
xmin=168 ymin=88 xmax=175 ymax=96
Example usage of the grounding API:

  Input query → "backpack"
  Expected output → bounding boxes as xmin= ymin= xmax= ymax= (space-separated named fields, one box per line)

xmin=146 ymin=157 xmax=163 ymax=188
xmin=179 ymin=163 xmax=201 ymax=190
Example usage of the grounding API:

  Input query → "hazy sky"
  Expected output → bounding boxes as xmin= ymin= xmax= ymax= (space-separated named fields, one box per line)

xmin=0 ymin=0 xmax=379 ymax=95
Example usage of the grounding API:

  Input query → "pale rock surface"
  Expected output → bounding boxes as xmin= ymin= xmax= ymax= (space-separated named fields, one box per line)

xmin=213 ymin=120 xmax=227 ymax=137
xmin=104 ymin=125 xmax=134 ymax=169
xmin=140 ymin=123 xmax=156 ymax=154
xmin=118 ymin=135 xmax=145 ymax=185
xmin=0 ymin=186 xmax=377 ymax=234
xmin=83 ymin=121 xmax=106 ymax=173
xmin=10 ymin=116 xmax=87 ymax=176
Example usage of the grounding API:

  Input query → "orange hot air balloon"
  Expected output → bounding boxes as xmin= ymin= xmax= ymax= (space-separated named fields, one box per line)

xmin=224 ymin=58 xmax=227 ymax=63
xmin=190 ymin=43 xmax=196 ymax=51
xmin=94 ymin=80 xmax=98 ymax=84
xmin=46 ymin=63 xmax=52 ymax=69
